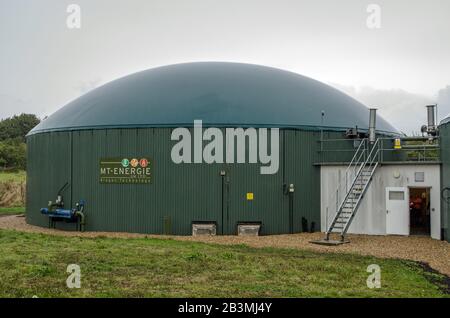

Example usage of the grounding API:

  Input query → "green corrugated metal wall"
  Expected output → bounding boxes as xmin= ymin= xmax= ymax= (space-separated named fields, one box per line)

xmin=440 ymin=123 xmax=450 ymax=242
xmin=26 ymin=131 xmax=72 ymax=229
xmin=26 ymin=128 xmax=325 ymax=235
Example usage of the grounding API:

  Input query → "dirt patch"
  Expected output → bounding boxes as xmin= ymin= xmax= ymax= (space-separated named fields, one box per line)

xmin=0 ymin=215 xmax=449 ymax=277
xmin=415 ymin=261 xmax=450 ymax=294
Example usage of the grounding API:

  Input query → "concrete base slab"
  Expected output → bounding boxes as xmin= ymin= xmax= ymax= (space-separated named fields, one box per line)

xmin=309 ymin=239 xmax=350 ymax=246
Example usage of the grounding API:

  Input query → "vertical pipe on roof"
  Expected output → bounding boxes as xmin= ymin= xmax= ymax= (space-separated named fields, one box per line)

xmin=427 ymin=104 xmax=437 ymax=132
xmin=369 ymin=108 xmax=377 ymax=144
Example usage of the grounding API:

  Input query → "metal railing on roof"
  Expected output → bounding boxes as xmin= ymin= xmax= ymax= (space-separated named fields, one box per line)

xmin=317 ymin=136 xmax=440 ymax=164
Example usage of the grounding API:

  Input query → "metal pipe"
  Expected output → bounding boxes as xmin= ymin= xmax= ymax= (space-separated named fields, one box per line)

xmin=75 ymin=201 xmax=86 ymax=231
xmin=320 ymin=110 xmax=325 ymax=152
xmin=288 ymin=187 xmax=294 ymax=234
xmin=427 ymin=105 xmax=436 ymax=128
xmin=76 ymin=210 xmax=85 ymax=232
xmin=426 ymin=104 xmax=436 ymax=131
xmin=369 ymin=108 xmax=377 ymax=144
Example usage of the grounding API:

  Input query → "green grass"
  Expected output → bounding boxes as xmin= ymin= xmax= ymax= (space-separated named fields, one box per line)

xmin=0 ymin=230 xmax=448 ymax=298
xmin=0 ymin=170 xmax=26 ymax=183
xmin=0 ymin=206 xmax=25 ymax=215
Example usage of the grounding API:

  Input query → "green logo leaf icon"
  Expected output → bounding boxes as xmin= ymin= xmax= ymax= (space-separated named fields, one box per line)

xmin=121 ymin=158 xmax=129 ymax=167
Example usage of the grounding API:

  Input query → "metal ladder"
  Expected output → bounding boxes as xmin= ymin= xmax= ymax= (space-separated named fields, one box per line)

xmin=325 ymin=138 xmax=380 ymax=242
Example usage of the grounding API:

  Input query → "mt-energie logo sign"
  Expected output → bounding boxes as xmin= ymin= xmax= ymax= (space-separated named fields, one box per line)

xmin=99 ymin=157 xmax=151 ymax=184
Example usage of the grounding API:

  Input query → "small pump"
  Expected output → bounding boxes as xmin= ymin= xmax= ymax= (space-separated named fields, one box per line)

xmin=41 ymin=200 xmax=86 ymax=231
xmin=40 ymin=182 xmax=86 ymax=231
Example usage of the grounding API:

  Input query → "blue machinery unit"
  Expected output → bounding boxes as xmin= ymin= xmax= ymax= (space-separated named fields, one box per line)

xmin=40 ymin=184 xmax=86 ymax=231
xmin=41 ymin=200 xmax=86 ymax=231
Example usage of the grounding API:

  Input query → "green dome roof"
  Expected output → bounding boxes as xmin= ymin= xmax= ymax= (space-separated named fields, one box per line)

xmin=29 ymin=62 xmax=398 ymax=135
xmin=440 ymin=114 xmax=450 ymax=125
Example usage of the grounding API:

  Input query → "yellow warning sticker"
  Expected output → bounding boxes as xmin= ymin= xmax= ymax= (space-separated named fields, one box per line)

xmin=246 ymin=192 xmax=254 ymax=200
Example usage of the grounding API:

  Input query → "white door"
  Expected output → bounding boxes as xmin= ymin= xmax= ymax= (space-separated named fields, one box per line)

xmin=386 ymin=187 xmax=409 ymax=235
xmin=430 ymin=190 xmax=441 ymax=240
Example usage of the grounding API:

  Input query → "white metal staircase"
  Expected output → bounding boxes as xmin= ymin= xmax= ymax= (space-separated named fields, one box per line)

xmin=325 ymin=138 xmax=380 ymax=242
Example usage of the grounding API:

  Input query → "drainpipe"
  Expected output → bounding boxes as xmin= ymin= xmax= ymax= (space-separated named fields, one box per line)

xmin=76 ymin=210 xmax=85 ymax=232
xmin=288 ymin=184 xmax=295 ymax=234
xmin=75 ymin=201 xmax=86 ymax=232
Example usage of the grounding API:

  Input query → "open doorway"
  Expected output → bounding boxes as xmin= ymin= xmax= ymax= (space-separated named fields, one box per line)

xmin=409 ymin=187 xmax=431 ymax=236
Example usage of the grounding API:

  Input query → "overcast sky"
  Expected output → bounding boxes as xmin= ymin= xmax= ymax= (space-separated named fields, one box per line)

xmin=1 ymin=0 xmax=449 ymax=134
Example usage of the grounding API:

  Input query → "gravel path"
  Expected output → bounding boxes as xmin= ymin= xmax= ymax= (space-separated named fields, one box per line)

xmin=1 ymin=215 xmax=449 ymax=276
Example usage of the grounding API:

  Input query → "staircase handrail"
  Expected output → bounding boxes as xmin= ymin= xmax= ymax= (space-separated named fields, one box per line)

xmin=337 ymin=139 xmax=367 ymax=205
xmin=326 ymin=138 xmax=380 ymax=237
xmin=343 ymin=138 xmax=381 ymax=212
xmin=341 ymin=161 xmax=380 ymax=235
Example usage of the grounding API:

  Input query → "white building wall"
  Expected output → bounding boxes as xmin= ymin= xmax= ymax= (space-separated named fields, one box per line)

xmin=320 ymin=164 xmax=441 ymax=239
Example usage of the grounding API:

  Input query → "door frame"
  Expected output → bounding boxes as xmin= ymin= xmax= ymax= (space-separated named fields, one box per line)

xmin=408 ymin=186 xmax=430 ymax=235
xmin=385 ymin=187 xmax=409 ymax=235
xmin=408 ymin=186 xmax=441 ymax=239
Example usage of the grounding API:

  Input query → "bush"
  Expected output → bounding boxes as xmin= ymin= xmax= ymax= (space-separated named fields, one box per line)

xmin=0 ymin=114 xmax=40 ymax=142
xmin=0 ymin=139 xmax=26 ymax=170
xmin=0 ymin=113 xmax=39 ymax=170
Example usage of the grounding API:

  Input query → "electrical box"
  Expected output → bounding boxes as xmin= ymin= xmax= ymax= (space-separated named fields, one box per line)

xmin=192 ymin=222 xmax=217 ymax=236
xmin=237 ymin=223 xmax=261 ymax=236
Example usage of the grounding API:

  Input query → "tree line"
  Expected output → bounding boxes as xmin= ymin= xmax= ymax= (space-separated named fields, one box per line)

xmin=0 ymin=114 xmax=40 ymax=170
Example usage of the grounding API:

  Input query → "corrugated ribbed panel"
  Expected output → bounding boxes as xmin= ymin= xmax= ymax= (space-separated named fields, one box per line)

xmin=27 ymin=128 xmax=325 ymax=235
xmin=284 ymin=130 xmax=321 ymax=232
xmin=70 ymin=128 xmax=222 ymax=234
xmin=440 ymin=123 xmax=450 ymax=241
xmin=26 ymin=131 xmax=72 ymax=228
